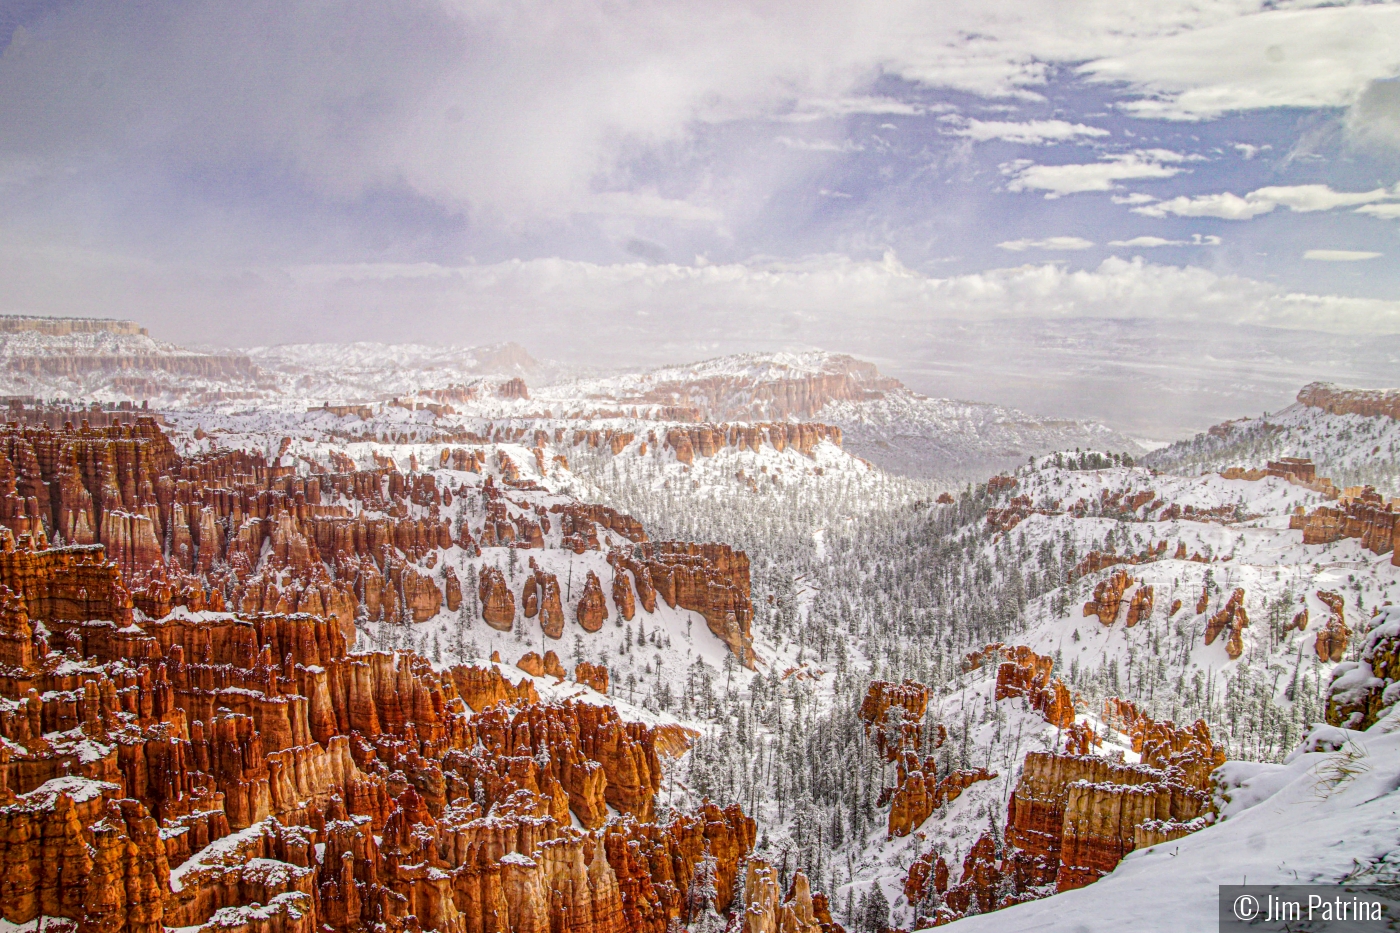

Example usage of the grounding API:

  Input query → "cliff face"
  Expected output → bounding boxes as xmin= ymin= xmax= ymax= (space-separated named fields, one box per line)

xmin=1297 ymin=382 xmax=1400 ymax=421
xmin=0 ymin=315 xmax=149 ymax=337
xmin=664 ymin=423 xmax=843 ymax=464
xmin=0 ymin=420 xmax=756 ymax=670
xmin=611 ymin=542 xmax=755 ymax=667
xmin=909 ymin=703 xmax=1224 ymax=926
xmin=610 ymin=359 xmax=898 ymax=422
xmin=1004 ymin=708 xmax=1222 ymax=894
xmin=1290 ymin=488 xmax=1398 ymax=564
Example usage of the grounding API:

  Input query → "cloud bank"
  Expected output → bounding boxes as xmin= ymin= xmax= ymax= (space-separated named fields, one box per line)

xmin=1135 ymin=185 xmax=1398 ymax=219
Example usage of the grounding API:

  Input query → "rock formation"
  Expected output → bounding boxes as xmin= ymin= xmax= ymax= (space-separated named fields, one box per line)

xmin=575 ymin=662 xmax=609 ymax=695
xmin=1315 ymin=590 xmax=1350 ymax=662
xmin=576 ymin=570 xmax=607 ymax=632
xmin=478 ymin=566 xmax=516 ymax=631
xmin=0 ymin=418 xmax=819 ymax=933
xmin=1204 ymin=588 xmax=1249 ymax=659
xmin=993 ymin=646 xmax=1075 ymax=729
xmin=858 ymin=680 xmax=928 ymax=759
xmin=1297 ymin=382 xmax=1400 ymax=421
xmin=1327 ymin=605 xmax=1399 ymax=729
xmin=1083 ymin=569 xmax=1136 ymax=626
xmin=887 ymin=766 xmax=996 ymax=837
xmin=1003 ymin=709 xmax=1222 ymax=898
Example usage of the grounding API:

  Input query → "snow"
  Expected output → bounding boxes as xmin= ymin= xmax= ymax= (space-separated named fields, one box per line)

xmin=169 ymin=820 xmax=280 ymax=892
xmin=16 ymin=774 xmax=119 ymax=807
xmin=203 ymin=892 xmax=312 ymax=929
xmin=942 ymin=724 xmax=1400 ymax=932
xmin=1147 ymin=401 xmax=1400 ymax=498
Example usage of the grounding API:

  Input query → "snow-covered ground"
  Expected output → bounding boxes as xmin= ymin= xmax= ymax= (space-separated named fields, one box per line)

xmin=1148 ymin=400 xmax=1400 ymax=498
xmin=948 ymin=715 xmax=1400 ymax=932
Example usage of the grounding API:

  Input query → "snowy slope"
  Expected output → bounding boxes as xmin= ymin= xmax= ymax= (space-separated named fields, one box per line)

xmin=0 ymin=321 xmax=1143 ymax=484
xmin=945 ymin=719 xmax=1400 ymax=932
xmin=977 ymin=459 xmax=1398 ymax=757
xmin=1146 ymin=400 xmax=1400 ymax=497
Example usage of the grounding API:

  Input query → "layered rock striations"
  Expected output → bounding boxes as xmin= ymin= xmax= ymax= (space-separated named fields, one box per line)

xmin=1005 ymin=712 xmax=1222 ymax=893
xmin=0 ymin=419 xmax=806 ymax=933
xmin=1297 ymin=382 xmax=1400 ymax=421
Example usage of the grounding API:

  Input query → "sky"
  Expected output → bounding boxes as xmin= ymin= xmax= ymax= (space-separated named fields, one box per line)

xmin=1 ymin=0 xmax=1398 ymax=433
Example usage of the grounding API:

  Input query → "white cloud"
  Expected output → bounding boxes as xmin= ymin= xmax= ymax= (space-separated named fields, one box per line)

xmin=1082 ymin=5 xmax=1400 ymax=121
xmin=585 ymin=192 xmax=724 ymax=223
xmin=1134 ymin=192 xmax=1270 ymax=220
xmin=1304 ymin=249 xmax=1381 ymax=262
xmin=1112 ymin=193 xmax=1158 ymax=205
xmin=1108 ymin=236 xmax=1181 ymax=248
xmin=1108 ymin=234 xmax=1223 ymax=248
xmin=8 ymin=237 xmax=1398 ymax=359
xmin=1347 ymin=78 xmax=1400 ymax=151
xmin=1357 ymin=203 xmax=1400 ymax=220
xmin=1004 ymin=150 xmax=1188 ymax=197
xmin=1256 ymin=185 xmax=1396 ymax=213
xmin=1135 ymin=184 xmax=1398 ymax=219
xmin=948 ymin=119 xmax=1109 ymax=144
xmin=997 ymin=236 xmax=1094 ymax=251
xmin=4 ymin=0 xmax=1397 ymax=235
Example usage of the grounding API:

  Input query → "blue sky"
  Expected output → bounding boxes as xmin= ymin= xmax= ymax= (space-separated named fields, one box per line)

xmin=0 ymin=0 xmax=1397 ymax=430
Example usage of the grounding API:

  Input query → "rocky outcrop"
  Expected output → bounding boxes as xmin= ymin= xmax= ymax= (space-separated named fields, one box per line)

xmin=664 ymin=423 xmax=843 ymax=464
xmin=612 ymin=542 xmax=755 ymax=666
xmin=577 ymin=570 xmax=607 ymax=632
xmin=903 ymin=849 xmax=949 ymax=913
xmin=478 ymin=566 xmax=516 ymax=631
xmin=0 ymin=315 xmax=151 ymax=336
xmin=1083 ymin=569 xmax=1135 ymax=626
xmin=449 ymin=662 xmax=540 ymax=712
xmin=515 ymin=650 xmax=567 ymax=680
xmin=1326 ymin=605 xmax=1399 ymax=729
xmin=1298 ymin=382 xmax=1400 ymax=421
xmin=575 ymin=662 xmax=609 ymax=695
xmin=0 ymin=415 xmax=816 ymax=933
xmin=1292 ymin=490 xmax=1397 ymax=554
xmin=0 ymin=779 xmax=170 ymax=933
xmin=993 ymin=646 xmax=1075 ymax=729
xmin=1315 ymin=590 xmax=1350 ymax=662
xmin=859 ymin=680 xmax=928 ymax=759
xmin=0 ymin=564 xmax=769 ymax=933
xmin=888 ymin=767 xmax=996 ymax=837
xmin=743 ymin=862 xmax=822 ymax=933
xmin=1125 ymin=584 xmax=1154 ymax=627
xmin=1204 ymin=588 xmax=1249 ymax=659
xmin=1004 ymin=710 xmax=1222 ymax=897
xmin=611 ymin=562 xmax=636 ymax=621
xmin=1068 ymin=543 xmax=1168 ymax=583
xmin=522 ymin=558 xmax=564 ymax=639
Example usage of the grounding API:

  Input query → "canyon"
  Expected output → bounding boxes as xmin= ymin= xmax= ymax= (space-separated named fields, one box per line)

xmin=0 ymin=316 xmax=1396 ymax=933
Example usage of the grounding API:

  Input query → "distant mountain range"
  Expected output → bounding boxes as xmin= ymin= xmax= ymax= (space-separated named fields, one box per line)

xmin=0 ymin=314 xmax=1143 ymax=480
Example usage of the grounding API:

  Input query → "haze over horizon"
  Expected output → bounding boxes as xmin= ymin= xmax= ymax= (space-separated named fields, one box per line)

xmin=2 ymin=0 xmax=1398 ymax=435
